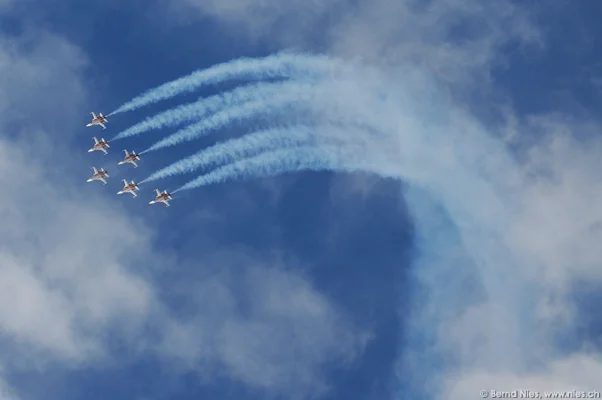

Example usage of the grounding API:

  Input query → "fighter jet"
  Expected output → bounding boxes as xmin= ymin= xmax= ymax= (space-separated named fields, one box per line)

xmin=88 ymin=137 xmax=110 ymax=155
xmin=149 ymin=189 xmax=172 ymax=207
xmin=86 ymin=112 xmax=108 ymax=129
xmin=87 ymin=167 xmax=109 ymax=185
xmin=118 ymin=149 xmax=141 ymax=168
xmin=117 ymin=179 xmax=139 ymax=197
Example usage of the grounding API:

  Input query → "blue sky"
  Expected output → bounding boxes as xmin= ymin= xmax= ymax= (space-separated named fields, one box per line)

xmin=0 ymin=1 xmax=601 ymax=400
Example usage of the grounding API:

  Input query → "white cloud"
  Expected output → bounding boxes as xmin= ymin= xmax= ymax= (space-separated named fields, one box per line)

xmin=0 ymin=37 xmax=159 ymax=368
xmin=507 ymin=117 xmax=602 ymax=287
xmin=170 ymin=0 xmax=342 ymax=42
xmin=329 ymin=0 xmax=541 ymax=84
xmin=170 ymin=0 xmax=541 ymax=86
xmin=0 ymin=30 xmax=88 ymax=134
xmin=0 ymin=0 xmax=12 ymax=10
xmin=0 ymin=27 xmax=164 ymax=400
xmin=157 ymin=254 xmax=370 ymax=398
xmin=0 ymin=373 xmax=17 ymax=400
xmin=385 ymin=80 xmax=602 ymax=398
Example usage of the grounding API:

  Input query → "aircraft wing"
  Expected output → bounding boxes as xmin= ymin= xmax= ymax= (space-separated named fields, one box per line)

xmin=155 ymin=189 xmax=161 ymax=196
xmin=92 ymin=167 xmax=98 ymax=174
xmin=91 ymin=112 xmax=97 ymax=119
xmin=100 ymin=177 xmax=107 ymax=185
xmin=124 ymin=149 xmax=129 ymax=156
xmin=164 ymin=200 xmax=170 ymax=207
xmin=131 ymin=192 xmax=137 ymax=197
xmin=131 ymin=160 xmax=138 ymax=168
xmin=100 ymin=123 xmax=107 ymax=130
xmin=93 ymin=137 xmax=99 ymax=144
xmin=122 ymin=179 xmax=128 ymax=186
xmin=101 ymin=148 xmax=108 ymax=155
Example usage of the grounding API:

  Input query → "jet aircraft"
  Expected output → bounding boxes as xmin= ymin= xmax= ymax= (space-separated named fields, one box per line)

xmin=88 ymin=137 xmax=110 ymax=155
xmin=87 ymin=167 xmax=109 ymax=185
xmin=117 ymin=179 xmax=139 ymax=197
xmin=149 ymin=189 xmax=172 ymax=207
xmin=118 ymin=149 xmax=141 ymax=168
xmin=86 ymin=112 xmax=108 ymax=129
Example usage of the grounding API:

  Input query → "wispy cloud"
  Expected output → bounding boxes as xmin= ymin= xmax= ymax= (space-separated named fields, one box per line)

xmin=172 ymin=0 xmax=541 ymax=85
xmin=0 ymin=28 xmax=160 ymax=375
xmin=0 ymin=371 xmax=17 ymax=400
xmin=109 ymin=52 xmax=342 ymax=115
xmin=168 ymin=0 xmax=343 ymax=43
xmin=155 ymin=253 xmax=370 ymax=398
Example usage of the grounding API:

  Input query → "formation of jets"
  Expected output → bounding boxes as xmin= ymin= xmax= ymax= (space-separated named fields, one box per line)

xmin=85 ymin=111 xmax=172 ymax=207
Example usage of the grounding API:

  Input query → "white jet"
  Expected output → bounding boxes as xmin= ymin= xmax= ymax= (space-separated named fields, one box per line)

xmin=87 ymin=167 xmax=109 ymax=185
xmin=118 ymin=149 xmax=141 ymax=168
xmin=117 ymin=179 xmax=139 ymax=197
xmin=88 ymin=137 xmax=110 ymax=155
xmin=149 ymin=189 xmax=172 ymax=207
xmin=86 ymin=112 xmax=108 ymax=129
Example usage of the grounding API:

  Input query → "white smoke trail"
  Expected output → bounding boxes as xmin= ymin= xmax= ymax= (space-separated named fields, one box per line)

xmin=140 ymin=91 xmax=318 ymax=153
xmin=167 ymin=98 xmax=532 ymax=400
xmin=139 ymin=124 xmax=369 ymax=184
xmin=109 ymin=51 xmax=350 ymax=115
xmin=139 ymin=76 xmax=392 ymax=154
xmin=173 ymin=145 xmax=399 ymax=193
xmin=108 ymin=43 xmax=602 ymax=400
xmin=111 ymin=81 xmax=316 ymax=141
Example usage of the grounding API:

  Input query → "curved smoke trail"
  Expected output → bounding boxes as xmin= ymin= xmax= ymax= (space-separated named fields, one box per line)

xmin=139 ymin=76 xmax=391 ymax=154
xmin=140 ymin=91 xmax=318 ymax=153
xmin=139 ymin=124 xmax=372 ymax=184
xmin=173 ymin=145 xmax=400 ymax=193
xmin=111 ymin=81 xmax=317 ymax=141
xmin=166 ymin=82 xmax=533 ymax=399
xmin=114 ymin=49 xmax=565 ymax=398
xmin=109 ymin=51 xmax=349 ymax=115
